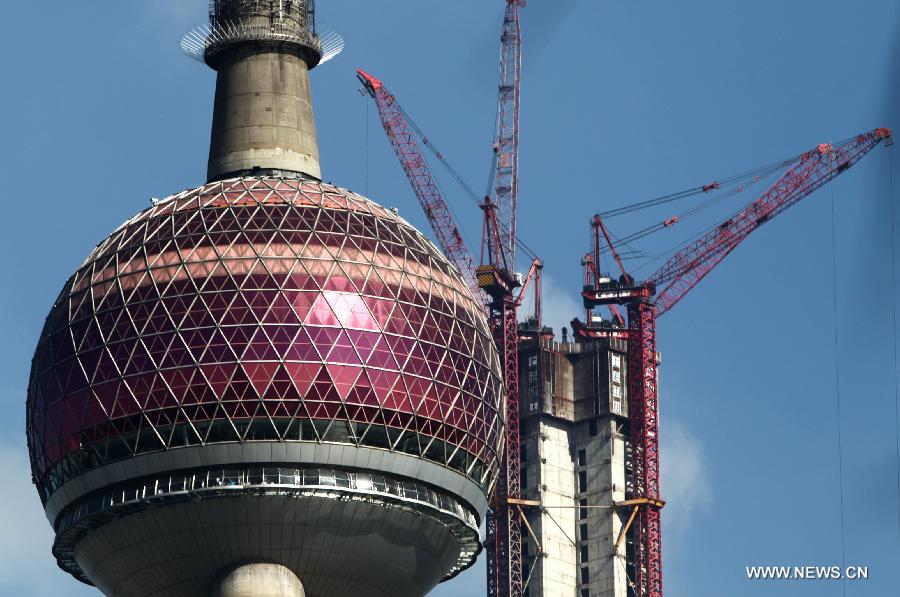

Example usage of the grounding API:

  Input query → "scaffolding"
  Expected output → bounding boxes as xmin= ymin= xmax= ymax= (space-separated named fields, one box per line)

xmin=182 ymin=0 xmax=344 ymax=68
xmin=209 ymin=0 xmax=315 ymax=32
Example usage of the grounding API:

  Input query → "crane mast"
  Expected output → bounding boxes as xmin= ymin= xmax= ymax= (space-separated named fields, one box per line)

xmin=493 ymin=0 xmax=524 ymax=265
xmin=483 ymin=2 xmax=526 ymax=597
xmin=480 ymin=203 xmax=524 ymax=597
xmin=575 ymin=127 xmax=892 ymax=597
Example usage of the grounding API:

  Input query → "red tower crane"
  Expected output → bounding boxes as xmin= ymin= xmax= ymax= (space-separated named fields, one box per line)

xmin=572 ymin=127 xmax=893 ymax=597
xmin=356 ymin=69 xmax=485 ymax=302
xmin=360 ymin=3 xmax=527 ymax=596
xmin=480 ymin=2 xmax=526 ymax=597
xmin=359 ymin=59 xmax=531 ymax=597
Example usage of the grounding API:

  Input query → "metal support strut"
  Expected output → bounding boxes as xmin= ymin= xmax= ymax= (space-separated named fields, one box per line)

xmin=626 ymin=300 xmax=663 ymax=597
xmin=487 ymin=297 xmax=523 ymax=597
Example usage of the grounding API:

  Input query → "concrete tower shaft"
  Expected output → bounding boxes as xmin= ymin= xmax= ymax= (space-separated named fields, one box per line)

xmin=206 ymin=0 xmax=322 ymax=182
xmin=214 ymin=564 xmax=306 ymax=597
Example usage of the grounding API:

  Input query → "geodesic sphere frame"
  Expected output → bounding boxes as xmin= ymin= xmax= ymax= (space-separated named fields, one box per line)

xmin=27 ymin=177 xmax=504 ymax=504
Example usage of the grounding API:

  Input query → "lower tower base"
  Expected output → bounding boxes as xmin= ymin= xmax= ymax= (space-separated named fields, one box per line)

xmin=214 ymin=564 xmax=305 ymax=597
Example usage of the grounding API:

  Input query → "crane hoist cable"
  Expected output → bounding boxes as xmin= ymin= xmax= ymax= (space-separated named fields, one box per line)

xmin=602 ymin=134 xmax=872 ymax=222
xmin=396 ymin=99 xmax=540 ymax=262
xmin=397 ymin=103 xmax=482 ymax=206
xmin=830 ymin=184 xmax=849 ymax=597
xmin=610 ymin=167 xmax=784 ymax=249
xmin=393 ymin=106 xmax=481 ymax=262
xmin=610 ymin=159 xmax=821 ymax=277
xmin=633 ymin=183 xmax=790 ymax=271
xmin=626 ymin=132 xmax=896 ymax=289
xmin=599 ymin=151 xmax=816 ymax=220
xmin=486 ymin=104 xmax=501 ymax=201
xmin=889 ymin=148 xmax=900 ymax=547
xmin=604 ymin=200 xmax=751 ymax=270
xmin=364 ymin=97 xmax=371 ymax=195
xmin=593 ymin=156 xmax=812 ymax=269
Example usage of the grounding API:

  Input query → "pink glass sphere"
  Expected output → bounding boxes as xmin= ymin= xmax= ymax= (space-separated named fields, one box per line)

xmin=27 ymin=177 xmax=504 ymax=502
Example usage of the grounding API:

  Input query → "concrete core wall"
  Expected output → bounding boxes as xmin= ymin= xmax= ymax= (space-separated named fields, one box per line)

xmin=208 ymin=51 xmax=321 ymax=181
xmin=519 ymin=336 xmax=629 ymax=597
xmin=573 ymin=418 xmax=628 ymax=597
xmin=522 ymin=417 xmax=577 ymax=596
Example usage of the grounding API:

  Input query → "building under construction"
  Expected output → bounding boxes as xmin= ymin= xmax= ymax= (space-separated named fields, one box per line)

xmin=517 ymin=324 xmax=630 ymax=597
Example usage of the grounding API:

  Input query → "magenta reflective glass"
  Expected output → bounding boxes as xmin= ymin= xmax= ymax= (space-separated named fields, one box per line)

xmin=27 ymin=178 xmax=503 ymax=497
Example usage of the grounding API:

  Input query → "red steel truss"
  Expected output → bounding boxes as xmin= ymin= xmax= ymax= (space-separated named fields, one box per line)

xmin=478 ymin=196 xmax=523 ymax=597
xmin=356 ymin=69 xmax=484 ymax=301
xmin=651 ymin=128 xmax=894 ymax=317
xmin=485 ymin=5 xmax=525 ymax=595
xmin=626 ymin=300 xmax=662 ymax=597
xmin=575 ymin=127 xmax=891 ymax=597
xmin=485 ymin=294 xmax=523 ymax=597
xmin=493 ymin=0 xmax=524 ymax=265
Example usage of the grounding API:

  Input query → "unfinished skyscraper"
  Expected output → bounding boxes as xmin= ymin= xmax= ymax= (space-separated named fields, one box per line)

xmin=517 ymin=324 xmax=631 ymax=597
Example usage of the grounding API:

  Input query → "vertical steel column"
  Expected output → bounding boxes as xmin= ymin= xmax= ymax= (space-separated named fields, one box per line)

xmin=488 ymin=298 xmax=523 ymax=597
xmin=486 ymin=508 xmax=499 ymax=597
xmin=494 ymin=0 xmax=522 ymax=265
xmin=626 ymin=300 xmax=662 ymax=597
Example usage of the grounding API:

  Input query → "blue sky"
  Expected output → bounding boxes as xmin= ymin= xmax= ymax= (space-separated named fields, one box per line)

xmin=1 ymin=1 xmax=898 ymax=595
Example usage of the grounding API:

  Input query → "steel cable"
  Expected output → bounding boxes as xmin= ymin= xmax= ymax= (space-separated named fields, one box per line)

xmin=395 ymin=101 xmax=539 ymax=261
xmin=890 ymin=149 xmax=900 ymax=551
xmin=598 ymin=155 xmax=801 ymax=219
xmin=831 ymin=184 xmax=848 ymax=597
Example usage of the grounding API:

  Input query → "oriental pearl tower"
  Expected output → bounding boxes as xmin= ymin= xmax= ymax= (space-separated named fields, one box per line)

xmin=26 ymin=2 xmax=504 ymax=596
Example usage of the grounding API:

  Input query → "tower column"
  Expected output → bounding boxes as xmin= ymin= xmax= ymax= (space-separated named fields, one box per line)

xmin=204 ymin=0 xmax=323 ymax=182
xmin=213 ymin=563 xmax=306 ymax=597
xmin=208 ymin=51 xmax=320 ymax=181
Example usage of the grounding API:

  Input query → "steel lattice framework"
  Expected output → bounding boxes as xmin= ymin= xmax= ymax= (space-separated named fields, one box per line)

xmin=484 ymin=296 xmax=522 ymax=597
xmin=626 ymin=300 xmax=662 ymax=597
xmin=650 ymin=129 xmax=893 ymax=316
xmin=27 ymin=177 xmax=505 ymax=504
xmin=493 ymin=1 xmax=523 ymax=265
xmin=357 ymin=70 xmax=483 ymax=302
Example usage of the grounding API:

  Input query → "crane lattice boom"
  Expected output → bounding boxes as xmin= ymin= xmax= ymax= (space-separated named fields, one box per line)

xmin=651 ymin=128 xmax=893 ymax=316
xmin=357 ymin=69 xmax=485 ymax=303
xmin=485 ymin=3 xmax=525 ymax=597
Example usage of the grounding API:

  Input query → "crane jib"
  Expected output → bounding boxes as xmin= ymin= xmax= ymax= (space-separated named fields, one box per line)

xmin=648 ymin=129 xmax=891 ymax=315
xmin=576 ymin=127 xmax=890 ymax=597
